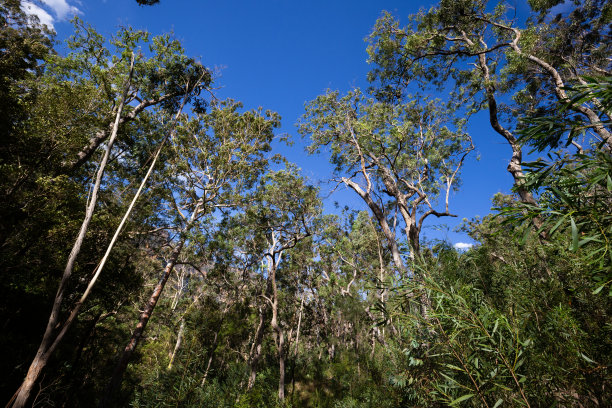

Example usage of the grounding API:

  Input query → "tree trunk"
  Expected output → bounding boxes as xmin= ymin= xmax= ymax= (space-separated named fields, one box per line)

xmin=167 ymin=321 xmax=184 ymax=370
xmin=100 ymin=236 xmax=187 ymax=407
xmin=200 ymin=329 xmax=219 ymax=386
xmin=8 ymin=352 xmax=47 ymax=408
xmin=476 ymin=54 xmax=539 ymax=206
xmin=101 ymin=194 xmax=202 ymax=406
xmin=9 ymin=57 xmax=135 ymax=408
xmin=63 ymin=91 xmax=186 ymax=174
xmin=342 ymin=177 xmax=406 ymax=273
xmin=247 ymin=307 xmax=266 ymax=390
xmin=293 ymin=295 xmax=304 ymax=357
xmin=290 ymin=299 xmax=302 ymax=398
xmin=201 ymin=307 xmax=227 ymax=386
xmin=247 ymin=273 xmax=274 ymax=390
xmin=268 ymin=256 xmax=288 ymax=402
xmin=278 ymin=330 xmax=286 ymax=401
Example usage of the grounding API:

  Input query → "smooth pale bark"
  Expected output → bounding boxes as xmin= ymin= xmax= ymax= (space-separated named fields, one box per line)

xmin=430 ymin=29 xmax=547 ymax=239
xmin=289 ymin=295 xmax=304 ymax=397
xmin=342 ymin=177 xmax=405 ymax=273
xmin=293 ymin=295 xmax=304 ymax=357
xmin=9 ymin=56 xmax=135 ymax=408
xmin=342 ymin=174 xmax=438 ymax=322
xmin=268 ymin=258 xmax=286 ymax=401
xmin=8 ymin=87 xmax=191 ymax=408
xmin=495 ymin=20 xmax=612 ymax=150
xmin=167 ymin=321 xmax=184 ymax=370
xmin=64 ymin=91 xmax=190 ymax=173
xmin=264 ymin=235 xmax=299 ymax=402
xmin=101 ymin=197 xmax=202 ymax=406
xmin=247 ymin=307 xmax=266 ymax=390
xmin=200 ymin=328 xmax=220 ymax=386
xmin=476 ymin=52 xmax=538 ymax=206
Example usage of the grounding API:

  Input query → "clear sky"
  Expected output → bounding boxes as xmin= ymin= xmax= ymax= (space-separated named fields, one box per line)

xmin=28 ymin=0 xmax=537 ymax=248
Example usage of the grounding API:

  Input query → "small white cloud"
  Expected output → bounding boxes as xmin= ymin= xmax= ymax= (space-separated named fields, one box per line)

xmin=22 ymin=0 xmax=81 ymax=30
xmin=41 ymin=0 xmax=81 ymax=21
xmin=22 ymin=1 xmax=55 ymax=28
xmin=453 ymin=242 xmax=474 ymax=251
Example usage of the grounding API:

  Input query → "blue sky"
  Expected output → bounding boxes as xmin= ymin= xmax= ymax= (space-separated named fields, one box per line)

xmin=26 ymin=0 xmax=539 ymax=249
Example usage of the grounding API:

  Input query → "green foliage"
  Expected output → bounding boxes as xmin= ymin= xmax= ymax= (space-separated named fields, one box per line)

xmin=301 ymin=89 xmax=469 ymax=198
xmin=379 ymin=210 xmax=612 ymax=406
xmin=504 ymin=77 xmax=612 ymax=293
xmin=0 ymin=0 xmax=52 ymax=147
xmin=300 ymin=86 xmax=473 ymax=255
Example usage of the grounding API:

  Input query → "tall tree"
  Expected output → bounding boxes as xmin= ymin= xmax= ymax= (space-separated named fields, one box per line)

xmin=8 ymin=22 xmax=210 ymax=408
xmin=367 ymin=0 xmax=611 ymax=213
xmin=233 ymin=165 xmax=321 ymax=400
xmin=253 ymin=167 xmax=320 ymax=401
xmin=101 ymin=100 xmax=279 ymax=405
xmin=301 ymin=90 xmax=472 ymax=260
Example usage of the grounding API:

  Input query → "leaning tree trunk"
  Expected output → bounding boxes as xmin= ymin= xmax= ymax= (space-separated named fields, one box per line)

xmin=200 ymin=328 xmax=220 ymax=386
xmin=8 ymin=57 xmax=135 ymax=408
xmin=201 ymin=306 xmax=228 ymax=386
xmin=167 ymin=321 xmax=184 ymax=370
xmin=290 ymin=294 xmax=304 ymax=397
xmin=477 ymin=53 xmax=540 ymax=208
xmin=101 ymin=197 xmax=202 ymax=406
xmin=100 ymin=233 xmax=190 ymax=407
xmin=342 ymin=178 xmax=406 ymax=273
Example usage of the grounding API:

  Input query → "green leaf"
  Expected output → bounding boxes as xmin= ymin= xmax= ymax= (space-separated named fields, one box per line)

xmin=444 ymin=363 xmax=465 ymax=372
xmin=578 ymin=236 xmax=601 ymax=247
xmin=548 ymin=214 xmax=568 ymax=235
xmin=570 ymin=216 xmax=579 ymax=251
xmin=493 ymin=399 xmax=504 ymax=408
xmin=580 ymin=353 xmax=596 ymax=364
xmin=449 ymin=393 xmax=475 ymax=406
xmin=607 ymin=175 xmax=612 ymax=192
xmin=520 ymin=224 xmax=531 ymax=245
xmin=593 ymin=284 xmax=606 ymax=295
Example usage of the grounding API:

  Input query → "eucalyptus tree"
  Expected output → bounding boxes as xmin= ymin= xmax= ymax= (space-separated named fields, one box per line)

xmin=507 ymin=77 xmax=612 ymax=292
xmin=238 ymin=165 xmax=321 ymax=400
xmin=60 ymin=20 xmax=210 ymax=173
xmin=367 ymin=0 xmax=611 ymax=211
xmin=102 ymin=100 xmax=279 ymax=405
xmin=8 ymin=22 xmax=211 ymax=408
xmin=301 ymin=90 xmax=472 ymax=262
xmin=318 ymin=211 xmax=393 ymax=349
